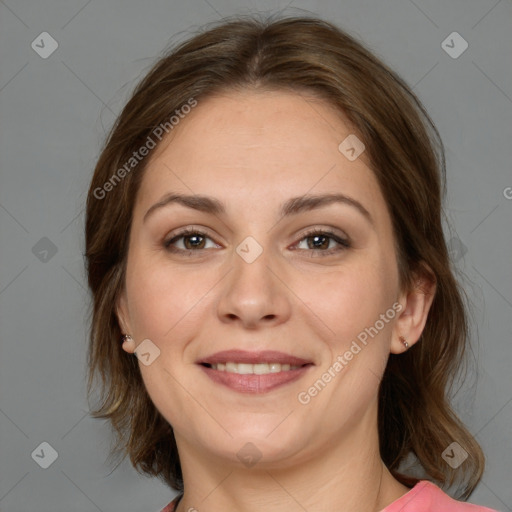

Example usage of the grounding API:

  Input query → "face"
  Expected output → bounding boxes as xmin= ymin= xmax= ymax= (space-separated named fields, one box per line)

xmin=117 ymin=89 xmax=409 ymax=469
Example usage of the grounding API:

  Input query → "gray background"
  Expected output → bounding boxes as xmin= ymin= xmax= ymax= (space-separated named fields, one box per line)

xmin=0 ymin=0 xmax=511 ymax=511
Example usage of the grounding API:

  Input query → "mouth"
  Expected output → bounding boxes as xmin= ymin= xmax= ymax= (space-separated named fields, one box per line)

xmin=201 ymin=362 xmax=304 ymax=374
xmin=197 ymin=350 xmax=314 ymax=393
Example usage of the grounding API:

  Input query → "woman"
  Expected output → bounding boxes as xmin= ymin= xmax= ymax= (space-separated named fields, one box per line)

xmin=85 ymin=15 xmax=499 ymax=512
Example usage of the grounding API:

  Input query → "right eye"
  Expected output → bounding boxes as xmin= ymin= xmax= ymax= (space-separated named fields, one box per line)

xmin=163 ymin=228 xmax=221 ymax=254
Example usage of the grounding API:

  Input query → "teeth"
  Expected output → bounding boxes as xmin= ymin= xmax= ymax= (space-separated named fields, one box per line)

xmin=210 ymin=362 xmax=301 ymax=374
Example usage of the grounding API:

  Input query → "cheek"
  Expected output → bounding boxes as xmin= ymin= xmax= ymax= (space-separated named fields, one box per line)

xmin=304 ymin=256 xmax=396 ymax=340
xmin=124 ymin=252 xmax=211 ymax=342
xmin=304 ymin=259 xmax=398 ymax=408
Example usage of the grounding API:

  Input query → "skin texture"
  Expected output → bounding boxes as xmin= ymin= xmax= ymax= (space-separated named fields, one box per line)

xmin=116 ymin=90 xmax=435 ymax=512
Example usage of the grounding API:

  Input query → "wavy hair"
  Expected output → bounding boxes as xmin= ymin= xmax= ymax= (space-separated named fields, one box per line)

xmin=85 ymin=14 xmax=484 ymax=499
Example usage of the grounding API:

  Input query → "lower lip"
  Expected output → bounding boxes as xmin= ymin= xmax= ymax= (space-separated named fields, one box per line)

xmin=198 ymin=365 xmax=313 ymax=393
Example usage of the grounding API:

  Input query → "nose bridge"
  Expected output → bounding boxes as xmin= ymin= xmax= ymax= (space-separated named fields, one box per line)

xmin=216 ymin=234 xmax=290 ymax=327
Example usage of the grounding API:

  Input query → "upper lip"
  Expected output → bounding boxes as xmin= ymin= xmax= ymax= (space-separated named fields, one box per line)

xmin=197 ymin=350 xmax=313 ymax=366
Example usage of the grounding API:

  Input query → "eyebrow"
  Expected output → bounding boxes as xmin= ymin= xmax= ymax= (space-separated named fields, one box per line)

xmin=143 ymin=192 xmax=373 ymax=225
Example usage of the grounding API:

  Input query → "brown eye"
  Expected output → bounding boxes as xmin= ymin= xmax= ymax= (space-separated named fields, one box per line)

xmin=164 ymin=229 xmax=219 ymax=253
xmin=294 ymin=229 xmax=351 ymax=255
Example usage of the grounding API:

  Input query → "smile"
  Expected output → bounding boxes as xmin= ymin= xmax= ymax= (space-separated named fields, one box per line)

xmin=197 ymin=350 xmax=314 ymax=393
xmin=207 ymin=362 xmax=302 ymax=374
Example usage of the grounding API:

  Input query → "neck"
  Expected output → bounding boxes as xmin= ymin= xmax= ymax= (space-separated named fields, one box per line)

xmin=174 ymin=406 xmax=410 ymax=512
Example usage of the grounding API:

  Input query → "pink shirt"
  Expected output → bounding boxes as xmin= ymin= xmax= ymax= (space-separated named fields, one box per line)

xmin=381 ymin=480 xmax=499 ymax=511
xmin=160 ymin=480 xmax=500 ymax=511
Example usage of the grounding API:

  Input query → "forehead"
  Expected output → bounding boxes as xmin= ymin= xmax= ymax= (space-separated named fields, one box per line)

xmin=148 ymin=89 xmax=366 ymax=166
xmin=136 ymin=89 xmax=386 ymax=221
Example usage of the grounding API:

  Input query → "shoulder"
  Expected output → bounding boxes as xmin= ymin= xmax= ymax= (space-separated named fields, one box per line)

xmin=382 ymin=480 xmax=501 ymax=512
xmin=159 ymin=494 xmax=182 ymax=512
xmin=160 ymin=485 xmax=501 ymax=512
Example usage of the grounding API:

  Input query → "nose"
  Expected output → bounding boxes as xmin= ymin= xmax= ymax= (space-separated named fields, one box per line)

xmin=216 ymin=242 xmax=292 ymax=330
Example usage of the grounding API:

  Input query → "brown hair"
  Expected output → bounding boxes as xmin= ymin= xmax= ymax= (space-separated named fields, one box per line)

xmin=85 ymin=14 xmax=484 ymax=499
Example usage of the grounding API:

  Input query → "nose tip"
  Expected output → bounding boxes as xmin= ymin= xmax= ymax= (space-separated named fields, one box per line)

xmin=217 ymin=253 xmax=291 ymax=329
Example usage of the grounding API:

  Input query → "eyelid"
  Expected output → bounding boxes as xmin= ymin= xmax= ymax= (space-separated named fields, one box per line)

xmin=294 ymin=226 xmax=350 ymax=244
xmin=163 ymin=224 xmax=351 ymax=257
xmin=289 ymin=227 xmax=351 ymax=254
xmin=163 ymin=225 xmax=219 ymax=248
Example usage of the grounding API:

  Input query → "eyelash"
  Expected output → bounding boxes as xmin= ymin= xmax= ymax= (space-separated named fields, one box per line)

xmin=163 ymin=227 xmax=351 ymax=256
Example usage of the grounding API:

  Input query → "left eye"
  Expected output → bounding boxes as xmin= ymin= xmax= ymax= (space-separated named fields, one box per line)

xmin=293 ymin=230 xmax=350 ymax=253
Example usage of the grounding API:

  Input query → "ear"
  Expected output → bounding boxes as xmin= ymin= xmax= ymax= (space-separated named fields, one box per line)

xmin=116 ymin=290 xmax=136 ymax=354
xmin=391 ymin=263 xmax=436 ymax=354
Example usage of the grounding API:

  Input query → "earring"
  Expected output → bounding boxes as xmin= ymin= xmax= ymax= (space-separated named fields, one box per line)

xmin=399 ymin=336 xmax=409 ymax=349
xmin=121 ymin=334 xmax=133 ymax=344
